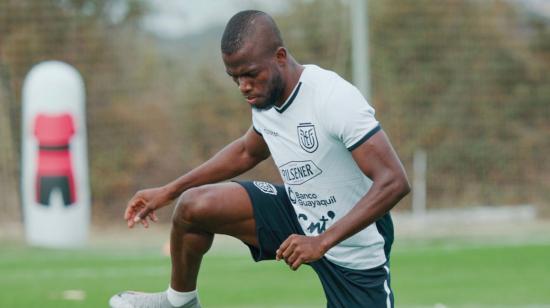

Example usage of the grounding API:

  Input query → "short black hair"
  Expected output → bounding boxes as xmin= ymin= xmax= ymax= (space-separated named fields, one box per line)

xmin=221 ymin=10 xmax=283 ymax=55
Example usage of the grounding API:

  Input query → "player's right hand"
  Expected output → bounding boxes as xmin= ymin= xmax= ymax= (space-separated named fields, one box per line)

xmin=124 ymin=187 xmax=171 ymax=229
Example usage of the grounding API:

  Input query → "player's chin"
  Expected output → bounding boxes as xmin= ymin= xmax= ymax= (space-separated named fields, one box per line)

xmin=250 ymin=99 xmax=274 ymax=111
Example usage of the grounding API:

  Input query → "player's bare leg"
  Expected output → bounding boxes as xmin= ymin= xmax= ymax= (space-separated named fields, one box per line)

xmin=110 ymin=182 xmax=258 ymax=308
xmin=169 ymin=182 xmax=258 ymax=291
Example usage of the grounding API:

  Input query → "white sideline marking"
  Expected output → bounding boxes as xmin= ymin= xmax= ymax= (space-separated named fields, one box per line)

xmin=62 ymin=289 xmax=86 ymax=301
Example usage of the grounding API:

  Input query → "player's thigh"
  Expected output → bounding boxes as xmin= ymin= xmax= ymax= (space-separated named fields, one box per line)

xmin=174 ymin=182 xmax=257 ymax=246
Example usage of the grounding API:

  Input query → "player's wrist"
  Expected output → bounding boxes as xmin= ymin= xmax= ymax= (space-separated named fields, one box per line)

xmin=160 ymin=184 xmax=180 ymax=202
xmin=317 ymin=234 xmax=334 ymax=254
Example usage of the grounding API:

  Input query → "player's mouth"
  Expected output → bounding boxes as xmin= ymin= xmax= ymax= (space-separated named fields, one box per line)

xmin=246 ymin=96 xmax=258 ymax=105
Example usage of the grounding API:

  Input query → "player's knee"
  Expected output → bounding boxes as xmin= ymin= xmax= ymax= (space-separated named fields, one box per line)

xmin=172 ymin=186 xmax=214 ymax=228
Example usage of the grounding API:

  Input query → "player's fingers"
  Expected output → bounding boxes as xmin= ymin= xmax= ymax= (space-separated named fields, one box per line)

xmin=286 ymin=250 xmax=300 ymax=265
xmin=144 ymin=213 xmax=156 ymax=226
xmin=127 ymin=208 xmax=139 ymax=228
xmin=126 ymin=200 xmax=146 ymax=229
xmin=135 ymin=206 xmax=154 ymax=222
xmin=276 ymin=241 xmax=288 ymax=260
xmin=148 ymin=212 xmax=158 ymax=222
xmin=276 ymin=234 xmax=297 ymax=260
xmin=291 ymin=257 xmax=304 ymax=271
xmin=140 ymin=216 xmax=150 ymax=228
xmin=281 ymin=241 xmax=297 ymax=259
xmin=276 ymin=241 xmax=291 ymax=261
xmin=124 ymin=203 xmax=132 ymax=221
xmin=124 ymin=205 xmax=134 ymax=222
xmin=124 ymin=197 xmax=141 ymax=220
xmin=127 ymin=205 xmax=145 ymax=229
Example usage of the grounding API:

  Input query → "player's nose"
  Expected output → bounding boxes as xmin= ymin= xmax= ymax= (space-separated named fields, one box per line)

xmin=238 ymin=78 xmax=252 ymax=94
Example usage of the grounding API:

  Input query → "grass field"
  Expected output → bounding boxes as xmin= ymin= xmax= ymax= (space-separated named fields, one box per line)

xmin=1 ymin=235 xmax=549 ymax=308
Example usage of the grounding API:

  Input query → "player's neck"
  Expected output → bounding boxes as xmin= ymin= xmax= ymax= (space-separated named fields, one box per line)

xmin=277 ymin=59 xmax=304 ymax=107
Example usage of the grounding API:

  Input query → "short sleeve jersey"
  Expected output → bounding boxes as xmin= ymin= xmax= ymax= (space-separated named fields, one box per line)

xmin=252 ymin=65 xmax=386 ymax=270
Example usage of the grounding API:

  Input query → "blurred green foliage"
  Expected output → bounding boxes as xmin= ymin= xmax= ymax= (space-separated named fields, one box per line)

xmin=368 ymin=0 xmax=550 ymax=207
xmin=1 ymin=0 xmax=548 ymax=222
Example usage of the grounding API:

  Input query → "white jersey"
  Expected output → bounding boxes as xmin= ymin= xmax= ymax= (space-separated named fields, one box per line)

xmin=252 ymin=65 xmax=388 ymax=270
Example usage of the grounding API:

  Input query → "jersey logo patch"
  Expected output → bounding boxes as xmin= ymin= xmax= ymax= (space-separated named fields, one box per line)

xmin=253 ymin=181 xmax=278 ymax=195
xmin=297 ymin=123 xmax=319 ymax=153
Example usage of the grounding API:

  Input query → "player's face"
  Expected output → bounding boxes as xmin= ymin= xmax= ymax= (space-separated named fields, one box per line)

xmin=222 ymin=42 xmax=285 ymax=110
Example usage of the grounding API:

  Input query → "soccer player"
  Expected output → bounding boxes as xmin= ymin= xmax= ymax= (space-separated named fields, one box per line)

xmin=110 ymin=10 xmax=410 ymax=308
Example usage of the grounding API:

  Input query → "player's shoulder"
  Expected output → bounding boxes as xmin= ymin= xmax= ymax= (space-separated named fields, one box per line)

xmin=301 ymin=65 xmax=347 ymax=102
xmin=301 ymin=64 xmax=340 ymax=89
xmin=303 ymin=65 xmax=364 ymax=107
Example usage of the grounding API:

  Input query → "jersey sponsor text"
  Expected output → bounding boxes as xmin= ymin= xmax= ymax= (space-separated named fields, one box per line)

xmin=288 ymin=187 xmax=336 ymax=208
xmin=279 ymin=160 xmax=322 ymax=185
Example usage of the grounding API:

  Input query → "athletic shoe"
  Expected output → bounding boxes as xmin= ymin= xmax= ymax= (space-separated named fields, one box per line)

xmin=109 ymin=291 xmax=201 ymax=308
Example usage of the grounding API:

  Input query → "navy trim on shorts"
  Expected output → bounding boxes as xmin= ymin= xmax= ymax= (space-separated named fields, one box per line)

xmin=311 ymin=260 xmax=394 ymax=308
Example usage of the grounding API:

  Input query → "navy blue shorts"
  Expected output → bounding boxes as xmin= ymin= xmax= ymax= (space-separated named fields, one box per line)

xmin=236 ymin=181 xmax=395 ymax=308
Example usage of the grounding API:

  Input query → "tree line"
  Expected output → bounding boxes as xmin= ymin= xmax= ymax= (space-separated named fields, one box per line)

xmin=0 ymin=0 xmax=548 ymax=223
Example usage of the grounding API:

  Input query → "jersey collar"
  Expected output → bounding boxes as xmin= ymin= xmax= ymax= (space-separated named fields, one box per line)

xmin=274 ymin=80 xmax=303 ymax=114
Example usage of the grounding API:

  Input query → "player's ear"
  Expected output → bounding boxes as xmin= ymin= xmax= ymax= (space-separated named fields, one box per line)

xmin=275 ymin=47 xmax=287 ymax=65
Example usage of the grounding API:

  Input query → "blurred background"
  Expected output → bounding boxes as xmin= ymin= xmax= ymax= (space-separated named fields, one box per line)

xmin=1 ymin=0 xmax=549 ymax=307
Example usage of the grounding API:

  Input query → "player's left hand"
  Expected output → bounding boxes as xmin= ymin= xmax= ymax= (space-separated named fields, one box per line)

xmin=276 ymin=234 xmax=327 ymax=271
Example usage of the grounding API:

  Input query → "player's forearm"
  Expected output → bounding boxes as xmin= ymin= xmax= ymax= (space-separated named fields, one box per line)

xmin=319 ymin=174 xmax=410 ymax=252
xmin=163 ymin=138 xmax=267 ymax=200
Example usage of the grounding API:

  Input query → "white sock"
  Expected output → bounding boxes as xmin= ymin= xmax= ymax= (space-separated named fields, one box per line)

xmin=166 ymin=286 xmax=198 ymax=307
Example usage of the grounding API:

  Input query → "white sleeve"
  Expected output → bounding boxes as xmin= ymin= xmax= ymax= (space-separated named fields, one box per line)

xmin=251 ymin=109 xmax=263 ymax=136
xmin=322 ymin=81 xmax=380 ymax=151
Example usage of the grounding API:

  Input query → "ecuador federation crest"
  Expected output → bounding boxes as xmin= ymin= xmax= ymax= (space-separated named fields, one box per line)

xmin=297 ymin=123 xmax=319 ymax=153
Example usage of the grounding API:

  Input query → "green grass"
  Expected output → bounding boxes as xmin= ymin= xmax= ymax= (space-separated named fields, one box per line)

xmin=392 ymin=243 xmax=550 ymax=307
xmin=1 ymin=241 xmax=549 ymax=307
